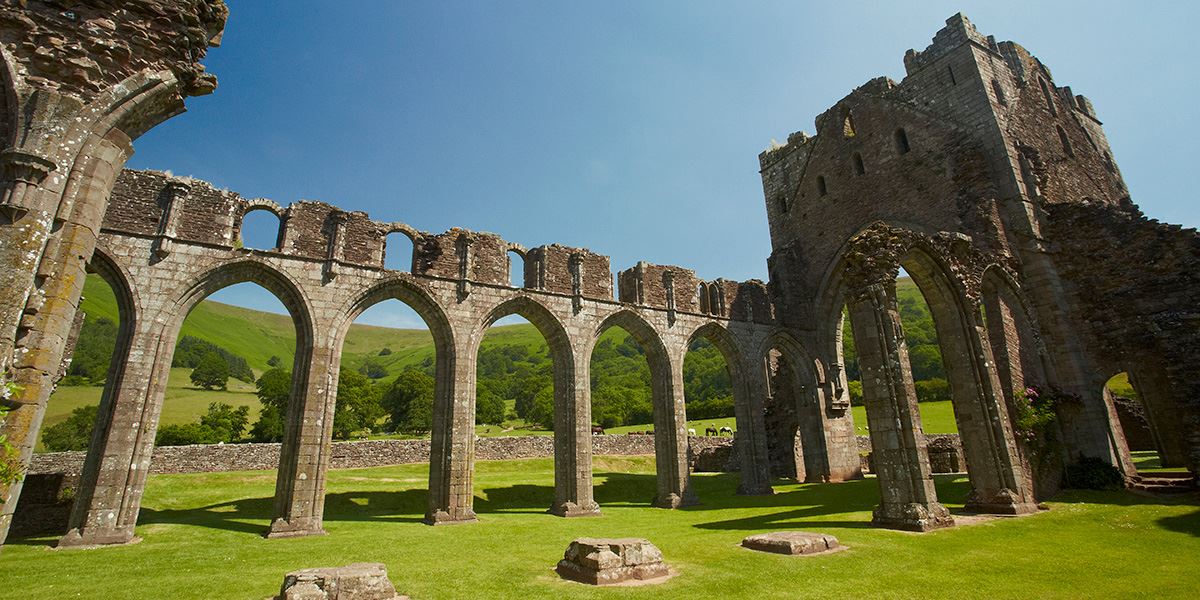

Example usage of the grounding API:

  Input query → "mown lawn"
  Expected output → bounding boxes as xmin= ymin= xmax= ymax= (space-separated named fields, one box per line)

xmin=3 ymin=456 xmax=1197 ymax=599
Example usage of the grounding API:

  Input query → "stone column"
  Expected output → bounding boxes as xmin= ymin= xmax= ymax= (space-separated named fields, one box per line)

xmin=734 ymin=358 xmax=774 ymax=495
xmin=946 ymin=308 xmax=1037 ymax=514
xmin=550 ymin=347 xmax=598 ymax=517
xmin=651 ymin=353 xmax=697 ymax=508
xmin=847 ymin=282 xmax=953 ymax=532
xmin=425 ymin=337 xmax=477 ymax=524
xmin=267 ymin=337 xmax=335 ymax=538
xmin=60 ymin=310 xmax=170 ymax=547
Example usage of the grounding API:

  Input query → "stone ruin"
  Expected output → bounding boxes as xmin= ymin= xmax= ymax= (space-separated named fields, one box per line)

xmin=555 ymin=538 xmax=671 ymax=585
xmin=277 ymin=563 xmax=404 ymax=600
xmin=741 ymin=531 xmax=842 ymax=556
xmin=0 ymin=2 xmax=1195 ymax=551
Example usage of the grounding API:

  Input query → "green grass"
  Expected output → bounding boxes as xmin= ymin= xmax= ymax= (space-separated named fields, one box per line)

xmin=1131 ymin=450 xmax=1181 ymax=474
xmin=3 ymin=456 xmax=1198 ymax=599
xmin=39 ymin=368 xmax=261 ymax=451
xmin=851 ymin=400 xmax=958 ymax=435
xmin=1106 ymin=372 xmax=1137 ymax=399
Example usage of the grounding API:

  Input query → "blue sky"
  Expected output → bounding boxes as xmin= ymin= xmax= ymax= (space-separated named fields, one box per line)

xmin=130 ymin=1 xmax=1200 ymax=328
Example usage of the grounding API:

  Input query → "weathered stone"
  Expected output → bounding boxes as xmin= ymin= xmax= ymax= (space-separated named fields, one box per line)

xmin=741 ymin=531 xmax=841 ymax=555
xmin=556 ymin=538 xmax=670 ymax=585
xmin=277 ymin=563 xmax=404 ymax=600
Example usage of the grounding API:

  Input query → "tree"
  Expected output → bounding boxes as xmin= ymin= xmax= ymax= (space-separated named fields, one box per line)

xmin=190 ymin=351 xmax=229 ymax=390
xmin=358 ymin=358 xmax=388 ymax=379
xmin=156 ymin=422 xmax=220 ymax=446
xmin=475 ymin=387 xmax=506 ymax=426
xmin=199 ymin=402 xmax=250 ymax=441
xmin=378 ymin=347 xmax=392 ymax=356
xmin=42 ymin=405 xmax=99 ymax=452
xmin=524 ymin=385 xmax=555 ymax=430
xmin=381 ymin=368 xmax=434 ymax=434
xmin=267 ymin=355 xmax=282 ymax=368
xmin=251 ymin=368 xmax=291 ymax=442
xmin=333 ymin=367 xmax=384 ymax=439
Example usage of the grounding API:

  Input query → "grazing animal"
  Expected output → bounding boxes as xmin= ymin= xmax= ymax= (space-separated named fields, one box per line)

xmin=591 ymin=425 xmax=605 ymax=435
xmin=705 ymin=427 xmax=719 ymax=437
xmin=719 ymin=426 xmax=734 ymax=436
xmin=687 ymin=428 xmax=696 ymax=436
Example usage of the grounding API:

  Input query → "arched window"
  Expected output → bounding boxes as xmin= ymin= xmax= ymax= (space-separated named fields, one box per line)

xmin=383 ymin=231 xmax=415 ymax=272
xmin=698 ymin=284 xmax=709 ymax=313
xmin=816 ymin=175 xmax=828 ymax=197
xmin=842 ymin=112 xmax=856 ymax=138
xmin=239 ymin=208 xmax=281 ymax=251
xmin=508 ymin=250 xmax=525 ymax=288
xmin=894 ymin=128 xmax=910 ymax=154
xmin=1056 ymin=125 xmax=1074 ymax=158
xmin=1039 ymin=77 xmax=1058 ymax=116
xmin=708 ymin=285 xmax=724 ymax=316
xmin=852 ymin=153 xmax=865 ymax=176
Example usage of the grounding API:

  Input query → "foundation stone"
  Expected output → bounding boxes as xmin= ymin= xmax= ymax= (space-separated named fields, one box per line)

xmin=555 ymin=538 xmax=671 ymax=585
xmin=277 ymin=563 xmax=404 ymax=600
xmin=741 ymin=531 xmax=841 ymax=555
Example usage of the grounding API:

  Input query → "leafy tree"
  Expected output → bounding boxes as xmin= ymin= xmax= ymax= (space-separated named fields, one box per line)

xmin=847 ymin=380 xmax=863 ymax=406
xmin=66 ymin=317 xmax=118 ymax=384
xmin=524 ymin=386 xmax=555 ymax=430
xmin=199 ymin=402 xmax=250 ymax=441
xmin=267 ymin=355 xmax=282 ymax=368
xmin=156 ymin=422 xmax=220 ymax=446
xmin=358 ymin=358 xmax=388 ymax=379
xmin=190 ymin=351 xmax=230 ymax=390
xmin=333 ymin=367 xmax=384 ymax=439
xmin=42 ymin=405 xmax=99 ymax=452
xmin=173 ymin=336 xmax=255 ymax=383
xmin=914 ymin=378 xmax=952 ymax=403
xmin=251 ymin=368 xmax=291 ymax=442
xmin=475 ymin=387 xmax=506 ymax=426
xmin=378 ymin=347 xmax=392 ymax=356
xmin=382 ymin=368 xmax=434 ymax=434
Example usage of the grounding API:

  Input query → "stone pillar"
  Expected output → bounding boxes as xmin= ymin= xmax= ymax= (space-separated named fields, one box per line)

xmin=734 ymin=358 xmax=774 ymax=495
xmin=550 ymin=347 xmax=598 ymax=517
xmin=60 ymin=311 xmax=170 ymax=547
xmin=267 ymin=337 xmax=336 ymax=538
xmin=944 ymin=307 xmax=1037 ymax=514
xmin=426 ymin=337 xmax=477 ymax=524
xmin=1 ymin=130 xmax=133 ymax=545
xmin=651 ymin=353 xmax=697 ymax=508
xmin=847 ymin=282 xmax=952 ymax=532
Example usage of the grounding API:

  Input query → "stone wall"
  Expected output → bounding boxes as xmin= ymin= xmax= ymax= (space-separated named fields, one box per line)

xmin=856 ymin=434 xmax=965 ymax=475
xmin=30 ymin=435 xmax=736 ymax=476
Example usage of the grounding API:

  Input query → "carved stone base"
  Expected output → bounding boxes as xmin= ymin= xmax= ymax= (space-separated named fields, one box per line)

xmin=964 ymin=488 xmax=1039 ymax=515
xmin=871 ymin=501 xmax=955 ymax=532
xmin=266 ymin=518 xmax=327 ymax=539
xmin=422 ymin=508 xmax=478 ymax=526
xmin=741 ymin=531 xmax=841 ymax=555
xmin=651 ymin=492 xmax=699 ymax=509
xmin=58 ymin=526 xmax=138 ymax=548
xmin=556 ymin=538 xmax=671 ymax=586
xmin=277 ymin=563 xmax=405 ymax=600
xmin=549 ymin=501 xmax=601 ymax=518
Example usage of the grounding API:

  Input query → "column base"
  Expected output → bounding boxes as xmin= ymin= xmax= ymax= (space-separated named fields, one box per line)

xmin=871 ymin=502 xmax=955 ymax=532
xmin=652 ymin=492 xmax=699 ymax=509
xmin=423 ymin=508 xmax=478 ymax=526
xmin=964 ymin=488 xmax=1039 ymax=515
xmin=265 ymin=518 xmax=327 ymax=539
xmin=549 ymin=501 xmax=601 ymax=518
xmin=58 ymin=526 xmax=139 ymax=548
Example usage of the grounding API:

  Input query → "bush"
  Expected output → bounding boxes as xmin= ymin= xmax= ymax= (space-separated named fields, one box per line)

xmin=914 ymin=378 xmax=951 ymax=403
xmin=358 ymin=359 xmax=388 ymax=380
xmin=382 ymin=369 xmax=434 ymax=434
xmin=1065 ymin=456 xmax=1125 ymax=491
xmin=190 ymin=351 xmax=230 ymax=390
xmin=155 ymin=403 xmax=249 ymax=446
xmin=475 ymin=388 xmax=506 ymax=426
xmin=847 ymin=380 xmax=863 ymax=406
xmin=155 ymin=422 xmax=221 ymax=446
xmin=333 ymin=367 xmax=384 ymax=439
xmin=42 ymin=405 xmax=99 ymax=452
xmin=250 ymin=368 xmax=291 ymax=442
xmin=378 ymin=347 xmax=392 ymax=356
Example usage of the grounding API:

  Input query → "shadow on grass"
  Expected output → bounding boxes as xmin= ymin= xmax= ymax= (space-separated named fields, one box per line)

xmin=1157 ymin=508 xmax=1200 ymax=537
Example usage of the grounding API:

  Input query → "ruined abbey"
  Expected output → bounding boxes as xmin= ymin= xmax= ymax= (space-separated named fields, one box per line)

xmin=0 ymin=2 xmax=1196 ymax=549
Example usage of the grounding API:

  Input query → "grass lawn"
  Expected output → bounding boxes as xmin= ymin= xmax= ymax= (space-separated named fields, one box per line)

xmin=3 ymin=457 xmax=1197 ymax=599
xmin=1131 ymin=450 xmax=1180 ymax=474
xmin=851 ymin=400 xmax=958 ymax=435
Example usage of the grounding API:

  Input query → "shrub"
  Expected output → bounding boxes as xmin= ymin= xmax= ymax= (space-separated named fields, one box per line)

xmin=358 ymin=359 xmax=388 ymax=379
xmin=155 ymin=422 xmax=221 ymax=446
xmin=42 ymin=405 xmax=99 ymax=452
xmin=914 ymin=378 xmax=951 ymax=403
xmin=382 ymin=369 xmax=435 ymax=434
xmin=475 ymin=388 xmax=506 ymax=426
xmin=378 ymin=347 xmax=392 ymax=356
xmin=1065 ymin=456 xmax=1125 ymax=490
xmin=847 ymin=380 xmax=863 ymax=406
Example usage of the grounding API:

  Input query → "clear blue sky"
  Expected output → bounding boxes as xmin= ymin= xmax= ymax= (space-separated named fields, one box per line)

xmin=129 ymin=1 xmax=1199 ymax=327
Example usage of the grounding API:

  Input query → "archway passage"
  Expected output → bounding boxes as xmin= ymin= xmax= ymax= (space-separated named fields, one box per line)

xmin=471 ymin=298 xmax=595 ymax=517
xmin=589 ymin=325 xmax=657 ymax=507
xmin=591 ymin=312 xmax=696 ymax=508
xmin=61 ymin=261 xmax=311 ymax=547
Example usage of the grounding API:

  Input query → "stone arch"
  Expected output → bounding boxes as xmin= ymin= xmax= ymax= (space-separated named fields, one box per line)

xmin=591 ymin=309 xmax=696 ymax=507
xmin=980 ymin=266 xmax=1048 ymax=403
xmin=471 ymin=294 xmax=595 ymax=516
xmin=758 ymin=329 xmax=837 ymax=484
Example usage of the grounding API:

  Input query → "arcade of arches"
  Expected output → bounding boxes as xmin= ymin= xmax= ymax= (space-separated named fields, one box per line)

xmin=0 ymin=5 xmax=1197 ymax=549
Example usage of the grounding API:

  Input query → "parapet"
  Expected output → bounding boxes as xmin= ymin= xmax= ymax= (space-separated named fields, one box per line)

xmin=524 ymin=244 xmax=613 ymax=300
